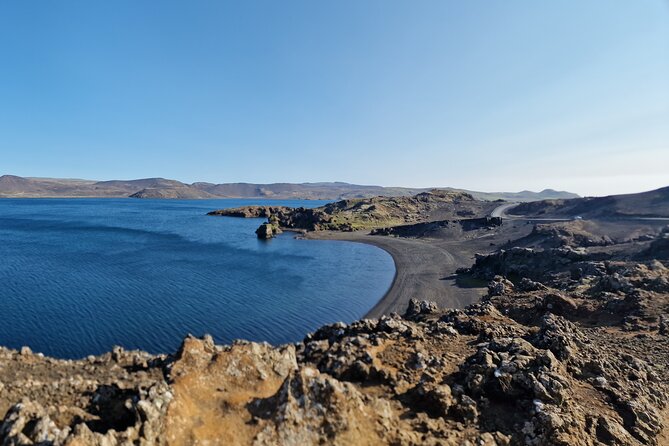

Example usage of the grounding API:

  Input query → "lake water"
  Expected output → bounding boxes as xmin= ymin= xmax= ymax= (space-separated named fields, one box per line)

xmin=0 ymin=198 xmax=394 ymax=358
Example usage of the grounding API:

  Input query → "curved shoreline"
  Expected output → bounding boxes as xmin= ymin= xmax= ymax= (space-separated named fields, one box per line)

xmin=303 ymin=231 xmax=486 ymax=318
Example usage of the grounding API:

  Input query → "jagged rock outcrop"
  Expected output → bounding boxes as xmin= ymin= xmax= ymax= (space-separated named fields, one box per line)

xmin=255 ymin=223 xmax=282 ymax=239
xmin=164 ymin=337 xmax=297 ymax=445
xmin=1 ymin=287 xmax=667 ymax=445
xmin=0 ymin=346 xmax=170 ymax=445
xmin=523 ymin=222 xmax=615 ymax=248
xmin=370 ymin=217 xmax=502 ymax=238
xmin=644 ymin=226 xmax=669 ymax=259
xmin=472 ymin=246 xmax=590 ymax=286
xmin=208 ymin=206 xmax=292 ymax=219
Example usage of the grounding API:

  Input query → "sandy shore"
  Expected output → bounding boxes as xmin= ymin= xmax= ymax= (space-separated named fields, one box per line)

xmin=304 ymin=231 xmax=488 ymax=318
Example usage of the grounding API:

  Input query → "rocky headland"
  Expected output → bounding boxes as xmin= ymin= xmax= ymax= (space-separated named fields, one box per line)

xmin=208 ymin=190 xmax=498 ymax=236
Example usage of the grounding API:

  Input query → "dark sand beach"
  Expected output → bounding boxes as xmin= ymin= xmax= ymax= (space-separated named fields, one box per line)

xmin=304 ymin=230 xmax=499 ymax=318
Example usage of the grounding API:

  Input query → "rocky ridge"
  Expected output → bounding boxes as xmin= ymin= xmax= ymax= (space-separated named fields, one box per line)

xmin=208 ymin=190 xmax=498 ymax=237
xmin=518 ymin=221 xmax=615 ymax=249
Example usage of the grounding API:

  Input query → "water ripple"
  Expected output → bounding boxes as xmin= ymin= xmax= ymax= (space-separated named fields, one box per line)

xmin=0 ymin=198 xmax=394 ymax=358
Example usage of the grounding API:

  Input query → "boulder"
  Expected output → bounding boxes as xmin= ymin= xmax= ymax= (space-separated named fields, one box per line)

xmin=256 ymin=223 xmax=281 ymax=239
xmin=660 ymin=315 xmax=668 ymax=335
xmin=404 ymin=299 xmax=438 ymax=318
xmin=488 ymin=276 xmax=515 ymax=296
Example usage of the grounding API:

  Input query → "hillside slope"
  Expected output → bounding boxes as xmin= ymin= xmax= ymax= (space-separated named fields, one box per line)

xmin=512 ymin=186 xmax=669 ymax=218
xmin=129 ymin=187 xmax=217 ymax=199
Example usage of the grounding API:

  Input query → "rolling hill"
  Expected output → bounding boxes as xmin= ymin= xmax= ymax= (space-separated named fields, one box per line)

xmin=0 ymin=174 xmax=578 ymax=202
xmin=512 ymin=186 xmax=669 ymax=218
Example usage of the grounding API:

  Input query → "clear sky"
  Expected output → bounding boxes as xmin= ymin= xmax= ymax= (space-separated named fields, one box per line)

xmin=1 ymin=1 xmax=667 ymax=196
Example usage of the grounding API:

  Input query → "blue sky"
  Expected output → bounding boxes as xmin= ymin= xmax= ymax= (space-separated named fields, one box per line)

xmin=1 ymin=1 xmax=667 ymax=196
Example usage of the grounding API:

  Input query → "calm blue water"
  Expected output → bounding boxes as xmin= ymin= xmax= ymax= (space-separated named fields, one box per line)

xmin=0 ymin=198 xmax=394 ymax=358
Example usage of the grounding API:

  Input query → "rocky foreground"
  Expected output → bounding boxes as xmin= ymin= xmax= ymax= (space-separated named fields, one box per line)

xmin=1 ymin=247 xmax=668 ymax=444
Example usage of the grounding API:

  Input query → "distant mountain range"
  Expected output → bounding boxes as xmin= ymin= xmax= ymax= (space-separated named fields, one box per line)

xmin=0 ymin=175 xmax=579 ymax=202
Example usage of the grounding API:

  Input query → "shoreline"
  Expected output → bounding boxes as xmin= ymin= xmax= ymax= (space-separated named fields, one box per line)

xmin=302 ymin=230 xmax=487 ymax=318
